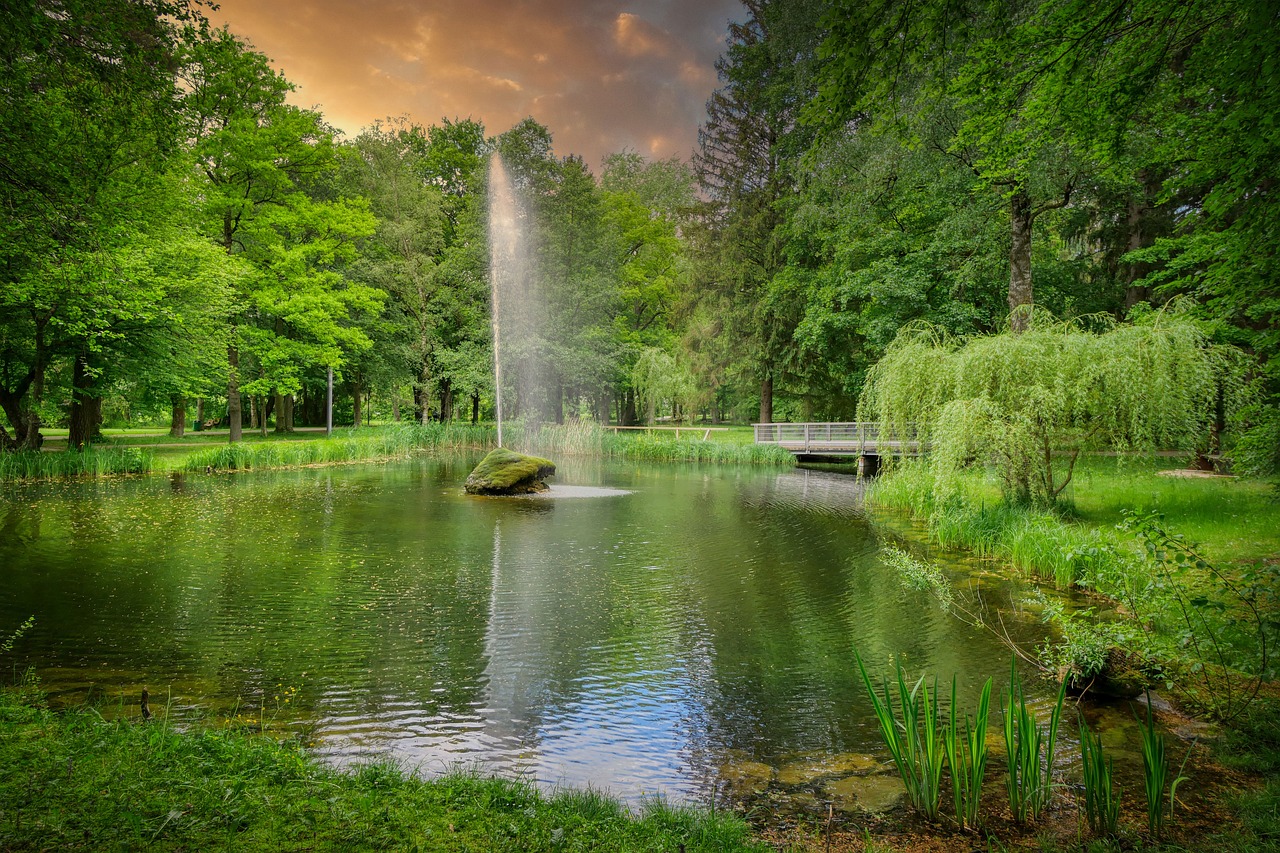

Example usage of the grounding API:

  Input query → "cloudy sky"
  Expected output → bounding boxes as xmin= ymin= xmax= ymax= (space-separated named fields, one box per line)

xmin=208 ymin=0 xmax=744 ymax=168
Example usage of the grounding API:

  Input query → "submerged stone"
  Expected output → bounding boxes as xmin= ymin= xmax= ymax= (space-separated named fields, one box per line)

xmin=776 ymin=752 xmax=882 ymax=785
xmin=827 ymin=774 xmax=906 ymax=813
xmin=464 ymin=448 xmax=556 ymax=495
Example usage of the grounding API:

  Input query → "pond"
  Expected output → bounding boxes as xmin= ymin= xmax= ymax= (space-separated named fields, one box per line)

xmin=1 ymin=454 xmax=1055 ymax=806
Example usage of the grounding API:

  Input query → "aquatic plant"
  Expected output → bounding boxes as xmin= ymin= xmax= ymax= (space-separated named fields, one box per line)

xmin=1137 ymin=692 xmax=1191 ymax=838
xmin=855 ymin=651 xmax=946 ymax=820
xmin=945 ymin=675 xmax=992 ymax=830
xmin=1002 ymin=658 xmax=1065 ymax=823
xmin=1079 ymin=715 xmax=1121 ymax=837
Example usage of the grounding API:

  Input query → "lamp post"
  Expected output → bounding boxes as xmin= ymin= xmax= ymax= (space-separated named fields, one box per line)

xmin=326 ymin=366 xmax=333 ymax=437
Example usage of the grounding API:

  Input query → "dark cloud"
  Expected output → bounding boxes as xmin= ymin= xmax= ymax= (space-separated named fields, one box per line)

xmin=208 ymin=0 xmax=742 ymax=168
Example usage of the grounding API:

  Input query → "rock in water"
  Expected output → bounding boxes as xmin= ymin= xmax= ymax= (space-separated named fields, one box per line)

xmin=464 ymin=448 xmax=556 ymax=495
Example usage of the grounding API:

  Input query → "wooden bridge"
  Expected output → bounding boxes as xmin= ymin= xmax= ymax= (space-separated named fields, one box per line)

xmin=753 ymin=422 xmax=924 ymax=471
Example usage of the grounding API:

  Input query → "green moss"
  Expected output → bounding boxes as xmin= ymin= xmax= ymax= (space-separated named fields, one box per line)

xmin=464 ymin=447 xmax=556 ymax=494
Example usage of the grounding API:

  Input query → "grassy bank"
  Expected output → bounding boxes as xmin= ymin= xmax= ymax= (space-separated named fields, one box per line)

xmin=0 ymin=686 xmax=761 ymax=852
xmin=868 ymin=456 xmax=1280 ymax=583
xmin=0 ymin=422 xmax=793 ymax=481
xmin=868 ymin=457 xmax=1279 ymax=719
xmin=0 ymin=446 xmax=154 ymax=481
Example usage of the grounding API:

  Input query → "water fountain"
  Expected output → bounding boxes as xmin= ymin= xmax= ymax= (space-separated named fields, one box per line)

xmin=464 ymin=153 xmax=556 ymax=495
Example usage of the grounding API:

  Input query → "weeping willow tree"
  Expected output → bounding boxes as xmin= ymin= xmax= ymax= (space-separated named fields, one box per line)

xmin=859 ymin=313 xmax=1243 ymax=506
xmin=631 ymin=347 xmax=701 ymax=425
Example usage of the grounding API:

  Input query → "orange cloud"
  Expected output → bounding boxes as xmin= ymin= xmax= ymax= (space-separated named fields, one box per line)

xmin=207 ymin=0 xmax=742 ymax=169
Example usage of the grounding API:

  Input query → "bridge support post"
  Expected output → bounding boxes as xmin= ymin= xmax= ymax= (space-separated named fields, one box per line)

xmin=857 ymin=454 xmax=880 ymax=478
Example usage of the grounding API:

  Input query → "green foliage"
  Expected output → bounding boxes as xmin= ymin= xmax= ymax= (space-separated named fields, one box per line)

xmin=945 ymin=675 xmax=992 ymax=830
xmin=861 ymin=316 xmax=1234 ymax=506
xmin=1079 ymin=716 xmax=1121 ymax=838
xmin=1 ymin=617 xmax=34 ymax=657
xmin=1002 ymin=661 xmax=1065 ymax=823
xmin=1118 ymin=513 xmax=1275 ymax=722
xmin=1137 ymin=694 xmax=1191 ymax=838
xmin=854 ymin=652 xmax=946 ymax=820
xmin=0 ymin=687 xmax=764 ymax=851
xmin=881 ymin=545 xmax=954 ymax=613
xmin=180 ymin=425 xmax=491 ymax=472
xmin=0 ymin=448 xmax=152 ymax=481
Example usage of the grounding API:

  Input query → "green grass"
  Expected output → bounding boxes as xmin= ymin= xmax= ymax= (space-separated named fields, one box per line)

xmin=0 ymin=686 xmax=764 ymax=852
xmin=869 ymin=457 xmax=1279 ymax=580
xmin=181 ymin=423 xmax=494 ymax=472
xmin=0 ymin=446 xmax=154 ymax=480
xmin=1063 ymin=457 xmax=1280 ymax=562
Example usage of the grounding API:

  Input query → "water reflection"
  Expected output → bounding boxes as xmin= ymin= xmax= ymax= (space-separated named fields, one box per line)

xmin=0 ymin=458 xmax=1053 ymax=803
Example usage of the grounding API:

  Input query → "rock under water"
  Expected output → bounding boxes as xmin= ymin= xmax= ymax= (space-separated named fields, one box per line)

xmin=464 ymin=448 xmax=556 ymax=495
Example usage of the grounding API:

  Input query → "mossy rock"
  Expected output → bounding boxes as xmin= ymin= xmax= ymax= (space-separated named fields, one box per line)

xmin=464 ymin=448 xmax=556 ymax=495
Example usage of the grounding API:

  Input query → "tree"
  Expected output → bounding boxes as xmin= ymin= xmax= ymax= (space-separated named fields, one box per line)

xmin=691 ymin=0 xmax=825 ymax=423
xmin=181 ymin=26 xmax=378 ymax=439
xmin=0 ymin=0 xmax=201 ymax=450
xmin=860 ymin=314 xmax=1238 ymax=506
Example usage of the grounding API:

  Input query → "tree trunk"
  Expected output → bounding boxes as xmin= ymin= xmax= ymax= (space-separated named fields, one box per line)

xmin=552 ymin=383 xmax=563 ymax=425
xmin=227 ymin=345 xmax=242 ymax=442
xmin=623 ymin=388 xmax=638 ymax=426
xmin=259 ymin=396 xmax=268 ymax=437
xmin=759 ymin=373 xmax=773 ymax=424
xmin=194 ymin=397 xmax=204 ymax=432
xmin=419 ymin=361 xmax=431 ymax=424
xmin=351 ymin=379 xmax=363 ymax=428
xmin=169 ymin=395 xmax=186 ymax=438
xmin=393 ymin=396 xmax=401 ymax=422
xmin=283 ymin=394 xmax=294 ymax=431
xmin=68 ymin=353 xmax=103 ymax=450
xmin=439 ymin=378 xmax=453 ymax=423
xmin=249 ymin=395 xmax=258 ymax=430
xmin=471 ymin=391 xmax=480 ymax=424
xmin=1009 ymin=186 xmax=1034 ymax=333
xmin=1124 ymin=169 xmax=1158 ymax=311
xmin=273 ymin=391 xmax=288 ymax=432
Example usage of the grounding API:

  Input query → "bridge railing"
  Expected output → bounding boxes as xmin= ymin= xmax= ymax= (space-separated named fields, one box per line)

xmin=752 ymin=422 xmax=923 ymax=454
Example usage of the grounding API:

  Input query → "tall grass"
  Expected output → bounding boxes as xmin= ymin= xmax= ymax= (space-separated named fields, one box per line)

xmin=855 ymin=652 xmax=947 ymax=820
xmin=182 ymin=424 xmax=494 ymax=472
xmin=1079 ymin=715 xmax=1121 ymax=837
xmin=1138 ymin=692 xmax=1191 ymax=838
xmin=1002 ymin=659 xmax=1066 ymax=823
xmin=0 ymin=447 xmax=153 ymax=480
xmin=869 ymin=461 xmax=1122 ymax=588
xmin=945 ymin=676 xmax=992 ymax=830
xmin=513 ymin=420 xmax=796 ymax=466
xmin=179 ymin=421 xmax=795 ymax=474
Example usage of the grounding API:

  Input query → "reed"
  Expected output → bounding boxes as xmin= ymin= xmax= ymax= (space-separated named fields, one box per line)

xmin=1137 ymin=692 xmax=1191 ymax=838
xmin=181 ymin=424 xmax=494 ymax=472
xmin=0 ymin=447 xmax=153 ymax=480
xmin=516 ymin=421 xmax=796 ymax=466
xmin=1079 ymin=715 xmax=1121 ymax=837
xmin=1002 ymin=658 xmax=1066 ymax=823
xmin=945 ymin=676 xmax=992 ymax=830
xmin=855 ymin=651 xmax=946 ymax=820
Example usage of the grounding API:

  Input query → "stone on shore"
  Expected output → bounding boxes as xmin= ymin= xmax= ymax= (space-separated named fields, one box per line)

xmin=464 ymin=448 xmax=556 ymax=495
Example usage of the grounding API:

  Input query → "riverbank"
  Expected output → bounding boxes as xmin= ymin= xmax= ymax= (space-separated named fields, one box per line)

xmin=1 ymin=422 xmax=793 ymax=481
xmin=0 ymin=685 xmax=762 ymax=851
xmin=858 ymin=457 xmax=1280 ymax=851
xmin=3 ymin=680 xmax=1276 ymax=852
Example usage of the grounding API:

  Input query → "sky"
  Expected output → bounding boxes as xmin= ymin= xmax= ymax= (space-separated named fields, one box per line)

xmin=208 ymin=0 xmax=745 ymax=168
